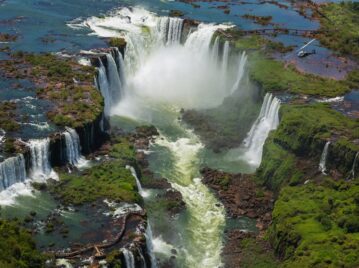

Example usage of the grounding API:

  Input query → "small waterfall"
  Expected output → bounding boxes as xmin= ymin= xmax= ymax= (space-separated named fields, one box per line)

xmin=241 ymin=93 xmax=281 ymax=167
xmin=111 ymin=47 xmax=126 ymax=86
xmin=145 ymin=222 xmax=157 ymax=268
xmin=106 ymin=53 xmax=123 ymax=103
xmin=319 ymin=141 xmax=330 ymax=174
xmin=97 ymin=59 xmax=112 ymax=116
xmin=347 ymin=152 xmax=359 ymax=180
xmin=122 ymin=248 xmax=135 ymax=268
xmin=0 ymin=155 xmax=27 ymax=191
xmin=64 ymin=127 xmax=87 ymax=168
xmin=138 ymin=247 xmax=147 ymax=268
xmin=29 ymin=139 xmax=57 ymax=180
xmin=96 ymin=52 xmax=123 ymax=115
xmin=221 ymin=41 xmax=230 ymax=71
xmin=211 ymin=36 xmax=219 ymax=63
xmin=229 ymin=51 xmax=247 ymax=95
xmin=157 ymin=17 xmax=183 ymax=45
xmin=126 ymin=165 xmax=148 ymax=197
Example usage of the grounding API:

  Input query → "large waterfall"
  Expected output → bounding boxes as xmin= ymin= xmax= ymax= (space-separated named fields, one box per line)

xmin=74 ymin=7 xmax=249 ymax=268
xmin=145 ymin=222 xmax=157 ymax=268
xmin=0 ymin=155 xmax=27 ymax=191
xmin=29 ymin=138 xmax=57 ymax=180
xmin=319 ymin=141 xmax=330 ymax=174
xmin=64 ymin=127 xmax=87 ymax=168
xmin=240 ymin=93 xmax=281 ymax=167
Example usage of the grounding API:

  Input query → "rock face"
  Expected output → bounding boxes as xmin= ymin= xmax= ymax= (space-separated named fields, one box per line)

xmin=201 ymin=167 xmax=274 ymax=267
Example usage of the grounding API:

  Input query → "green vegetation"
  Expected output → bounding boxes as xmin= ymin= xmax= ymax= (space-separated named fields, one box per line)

xmin=316 ymin=1 xmax=359 ymax=60
xmin=0 ymin=219 xmax=46 ymax=268
xmin=106 ymin=250 xmax=123 ymax=268
xmin=182 ymin=88 xmax=260 ymax=151
xmin=240 ymin=237 xmax=279 ymax=268
xmin=242 ymin=14 xmax=274 ymax=26
xmin=1 ymin=52 xmax=103 ymax=128
xmin=50 ymin=138 xmax=141 ymax=205
xmin=108 ymin=37 xmax=126 ymax=48
xmin=248 ymin=53 xmax=350 ymax=96
xmin=257 ymin=103 xmax=359 ymax=190
xmin=270 ymin=179 xmax=359 ymax=267
xmin=0 ymin=102 xmax=19 ymax=132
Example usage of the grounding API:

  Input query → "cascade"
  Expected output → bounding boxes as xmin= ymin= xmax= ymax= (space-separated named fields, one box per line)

xmin=241 ymin=93 xmax=281 ymax=167
xmin=145 ymin=222 xmax=157 ymax=268
xmin=319 ymin=141 xmax=330 ymax=174
xmin=138 ymin=247 xmax=147 ymax=268
xmin=157 ymin=17 xmax=183 ymax=45
xmin=64 ymin=127 xmax=87 ymax=168
xmin=106 ymin=53 xmax=123 ymax=104
xmin=97 ymin=58 xmax=112 ymax=115
xmin=126 ymin=165 xmax=148 ymax=197
xmin=111 ymin=47 xmax=126 ymax=86
xmin=0 ymin=155 xmax=27 ymax=191
xmin=29 ymin=139 xmax=57 ymax=180
xmin=211 ymin=36 xmax=219 ymax=63
xmin=347 ymin=152 xmax=359 ymax=180
xmin=122 ymin=248 xmax=135 ymax=268
xmin=229 ymin=51 xmax=248 ymax=95
xmin=95 ymin=53 xmax=123 ymax=116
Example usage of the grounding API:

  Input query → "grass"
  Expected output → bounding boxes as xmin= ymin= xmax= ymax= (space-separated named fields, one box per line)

xmin=0 ymin=219 xmax=46 ymax=268
xmin=2 ymin=52 xmax=103 ymax=128
xmin=316 ymin=2 xmax=359 ymax=60
xmin=270 ymin=179 xmax=359 ymax=267
xmin=257 ymin=103 xmax=359 ymax=190
xmin=50 ymin=137 xmax=141 ymax=205
xmin=240 ymin=237 xmax=279 ymax=268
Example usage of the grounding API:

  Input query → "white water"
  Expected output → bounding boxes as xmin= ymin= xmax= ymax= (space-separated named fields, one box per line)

xmin=230 ymin=51 xmax=248 ymax=95
xmin=75 ymin=7 xmax=248 ymax=267
xmin=64 ymin=127 xmax=88 ymax=168
xmin=157 ymin=17 xmax=183 ymax=45
xmin=347 ymin=152 xmax=359 ymax=180
xmin=319 ymin=141 xmax=330 ymax=174
xmin=126 ymin=165 xmax=149 ymax=198
xmin=145 ymin=222 xmax=158 ymax=268
xmin=122 ymin=248 xmax=135 ymax=268
xmin=240 ymin=93 xmax=281 ymax=167
xmin=29 ymin=138 xmax=58 ymax=181
xmin=0 ymin=154 xmax=27 ymax=191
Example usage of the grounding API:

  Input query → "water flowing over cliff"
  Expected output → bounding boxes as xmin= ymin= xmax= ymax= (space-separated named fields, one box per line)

xmin=241 ymin=93 xmax=281 ymax=167
xmin=29 ymin=138 xmax=58 ymax=181
xmin=64 ymin=127 xmax=88 ymax=168
xmin=0 ymin=155 xmax=27 ymax=191
xmin=319 ymin=141 xmax=330 ymax=174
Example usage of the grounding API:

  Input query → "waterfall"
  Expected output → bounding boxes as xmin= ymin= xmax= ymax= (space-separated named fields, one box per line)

xmin=145 ymin=222 xmax=157 ymax=268
xmin=241 ymin=93 xmax=281 ymax=167
xmin=229 ymin=51 xmax=247 ymax=95
xmin=0 ymin=155 xmax=27 ymax=191
xmin=111 ymin=47 xmax=126 ymax=86
xmin=347 ymin=152 xmax=359 ymax=180
xmin=97 ymin=59 xmax=112 ymax=116
xmin=96 ymin=52 xmax=123 ymax=116
xmin=211 ymin=36 xmax=219 ymax=63
xmin=138 ymin=247 xmax=147 ymax=268
xmin=29 ymin=139 xmax=57 ymax=180
xmin=64 ymin=127 xmax=87 ymax=168
xmin=126 ymin=165 xmax=148 ymax=197
xmin=319 ymin=141 xmax=330 ymax=174
xmin=122 ymin=248 xmax=135 ymax=268
xmin=221 ymin=41 xmax=230 ymax=71
xmin=157 ymin=17 xmax=183 ymax=45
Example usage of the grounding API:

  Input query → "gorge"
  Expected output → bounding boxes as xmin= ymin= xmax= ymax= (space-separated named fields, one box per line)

xmin=0 ymin=1 xmax=358 ymax=268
